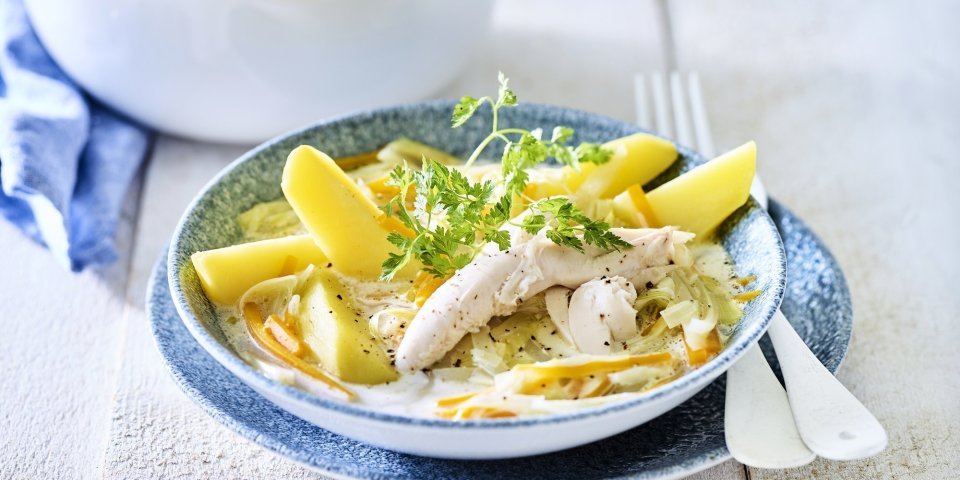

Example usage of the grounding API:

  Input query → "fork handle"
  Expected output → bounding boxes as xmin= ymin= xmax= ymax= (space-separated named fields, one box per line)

xmin=768 ymin=310 xmax=888 ymax=460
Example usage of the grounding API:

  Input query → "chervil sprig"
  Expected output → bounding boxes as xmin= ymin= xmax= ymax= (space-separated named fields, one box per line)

xmin=381 ymin=73 xmax=629 ymax=280
xmin=380 ymin=160 xmax=512 ymax=280
xmin=453 ymin=72 xmax=612 ymax=178
xmin=519 ymin=198 xmax=632 ymax=253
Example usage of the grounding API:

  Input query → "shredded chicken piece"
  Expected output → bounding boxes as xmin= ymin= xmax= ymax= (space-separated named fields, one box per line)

xmin=544 ymin=287 xmax=575 ymax=345
xmin=394 ymin=227 xmax=695 ymax=371
xmin=568 ymin=276 xmax=638 ymax=354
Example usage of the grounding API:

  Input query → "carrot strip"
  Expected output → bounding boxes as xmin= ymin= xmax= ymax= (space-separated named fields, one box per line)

xmin=513 ymin=352 xmax=673 ymax=379
xmin=334 ymin=149 xmax=381 ymax=170
xmin=264 ymin=314 xmax=305 ymax=356
xmin=414 ymin=273 xmax=448 ymax=307
xmin=734 ymin=290 xmax=762 ymax=302
xmin=626 ymin=184 xmax=660 ymax=227
xmin=377 ymin=213 xmax=416 ymax=238
xmin=436 ymin=390 xmax=487 ymax=408
xmin=684 ymin=330 xmax=721 ymax=367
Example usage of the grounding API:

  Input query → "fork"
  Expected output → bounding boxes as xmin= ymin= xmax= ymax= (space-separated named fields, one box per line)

xmin=635 ymin=72 xmax=887 ymax=466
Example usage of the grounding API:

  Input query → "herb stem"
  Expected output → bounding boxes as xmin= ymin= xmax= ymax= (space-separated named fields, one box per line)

xmin=464 ymin=132 xmax=499 ymax=169
xmin=464 ymin=128 xmax=530 ymax=170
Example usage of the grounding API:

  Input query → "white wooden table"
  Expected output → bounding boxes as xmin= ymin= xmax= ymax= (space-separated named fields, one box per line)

xmin=3 ymin=1 xmax=958 ymax=478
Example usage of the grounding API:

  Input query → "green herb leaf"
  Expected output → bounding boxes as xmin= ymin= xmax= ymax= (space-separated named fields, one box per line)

xmin=551 ymin=126 xmax=573 ymax=144
xmin=452 ymin=96 xmax=484 ymax=128
xmin=575 ymin=142 xmax=614 ymax=165
xmin=501 ymin=132 xmax=549 ymax=196
xmin=521 ymin=214 xmax=546 ymax=235
xmin=382 ymin=73 xmax=630 ymax=281
xmin=528 ymin=198 xmax=632 ymax=253
xmin=497 ymin=71 xmax=518 ymax=107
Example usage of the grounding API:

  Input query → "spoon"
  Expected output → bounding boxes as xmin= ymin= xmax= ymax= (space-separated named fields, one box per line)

xmin=636 ymin=71 xmax=886 ymax=466
xmin=767 ymin=310 xmax=888 ymax=460
xmin=730 ymin=180 xmax=887 ymax=462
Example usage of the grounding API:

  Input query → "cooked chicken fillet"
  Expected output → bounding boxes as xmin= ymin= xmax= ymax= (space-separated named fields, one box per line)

xmin=394 ymin=227 xmax=694 ymax=371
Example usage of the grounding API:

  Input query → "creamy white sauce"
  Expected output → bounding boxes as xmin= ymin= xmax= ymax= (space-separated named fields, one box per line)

xmin=218 ymin=161 xmax=744 ymax=418
xmin=216 ymin=239 xmax=740 ymax=418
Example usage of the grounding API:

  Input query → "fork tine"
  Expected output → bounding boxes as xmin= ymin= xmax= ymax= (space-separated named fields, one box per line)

xmin=633 ymin=74 xmax=651 ymax=129
xmin=687 ymin=72 xmax=768 ymax=207
xmin=669 ymin=71 xmax=694 ymax=149
xmin=650 ymin=73 xmax=672 ymax=138
xmin=687 ymin=72 xmax=716 ymax=158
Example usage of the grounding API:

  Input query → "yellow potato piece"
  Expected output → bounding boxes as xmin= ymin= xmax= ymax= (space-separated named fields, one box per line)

xmin=282 ymin=145 xmax=413 ymax=280
xmin=646 ymin=141 xmax=757 ymax=238
xmin=298 ymin=269 xmax=399 ymax=385
xmin=191 ymin=234 xmax=327 ymax=305
xmin=569 ymin=133 xmax=677 ymax=198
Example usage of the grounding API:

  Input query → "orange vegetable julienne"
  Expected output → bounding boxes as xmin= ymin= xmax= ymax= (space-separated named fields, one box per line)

xmin=734 ymin=290 xmax=762 ymax=302
xmin=436 ymin=406 xmax=518 ymax=420
xmin=264 ymin=314 xmax=305 ymax=357
xmin=513 ymin=352 xmax=673 ymax=380
xmin=625 ymin=184 xmax=660 ymax=227
xmin=366 ymin=175 xmax=400 ymax=196
xmin=684 ymin=329 xmax=722 ymax=367
xmin=435 ymin=390 xmax=487 ymax=408
xmin=242 ymin=303 xmax=355 ymax=400
xmin=333 ymin=149 xmax=381 ymax=170
xmin=378 ymin=213 xmax=416 ymax=239
xmin=413 ymin=273 xmax=448 ymax=307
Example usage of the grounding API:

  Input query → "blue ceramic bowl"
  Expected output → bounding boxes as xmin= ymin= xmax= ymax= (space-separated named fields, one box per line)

xmin=168 ymin=101 xmax=786 ymax=459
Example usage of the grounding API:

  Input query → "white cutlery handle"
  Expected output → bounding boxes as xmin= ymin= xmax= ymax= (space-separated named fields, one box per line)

xmin=768 ymin=310 xmax=888 ymax=460
xmin=725 ymin=344 xmax=816 ymax=468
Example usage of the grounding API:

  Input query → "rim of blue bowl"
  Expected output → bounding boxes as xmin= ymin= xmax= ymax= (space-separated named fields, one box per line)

xmin=168 ymin=99 xmax=786 ymax=430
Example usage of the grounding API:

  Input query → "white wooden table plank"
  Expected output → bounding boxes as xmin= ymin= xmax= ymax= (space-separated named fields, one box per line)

xmin=0 ymin=179 xmax=140 ymax=480
xmin=686 ymin=460 xmax=744 ymax=480
xmin=670 ymin=0 xmax=960 ymax=478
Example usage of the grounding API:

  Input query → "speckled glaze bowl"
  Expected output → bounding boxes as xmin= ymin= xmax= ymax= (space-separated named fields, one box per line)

xmin=167 ymin=101 xmax=786 ymax=459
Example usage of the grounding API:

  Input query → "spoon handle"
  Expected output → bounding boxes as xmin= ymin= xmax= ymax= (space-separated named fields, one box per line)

xmin=725 ymin=344 xmax=816 ymax=468
xmin=768 ymin=310 xmax=888 ymax=460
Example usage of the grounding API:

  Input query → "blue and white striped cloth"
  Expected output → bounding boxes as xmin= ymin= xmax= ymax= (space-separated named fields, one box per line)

xmin=0 ymin=0 xmax=151 ymax=271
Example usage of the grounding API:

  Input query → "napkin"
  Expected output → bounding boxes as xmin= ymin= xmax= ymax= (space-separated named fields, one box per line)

xmin=0 ymin=0 xmax=151 ymax=271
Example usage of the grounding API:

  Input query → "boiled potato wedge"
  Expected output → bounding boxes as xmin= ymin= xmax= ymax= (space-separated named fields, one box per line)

xmin=282 ymin=145 xmax=414 ymax=280
xmin=298 ymin=269 xmax=399 ymax=384
xmin=646 ymin=141 xmax=756 ymax=238
xmin=192 ymin=234 xmax=327 ymax=305
xmin=570 ymin=133 xmax=677 ymax=198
